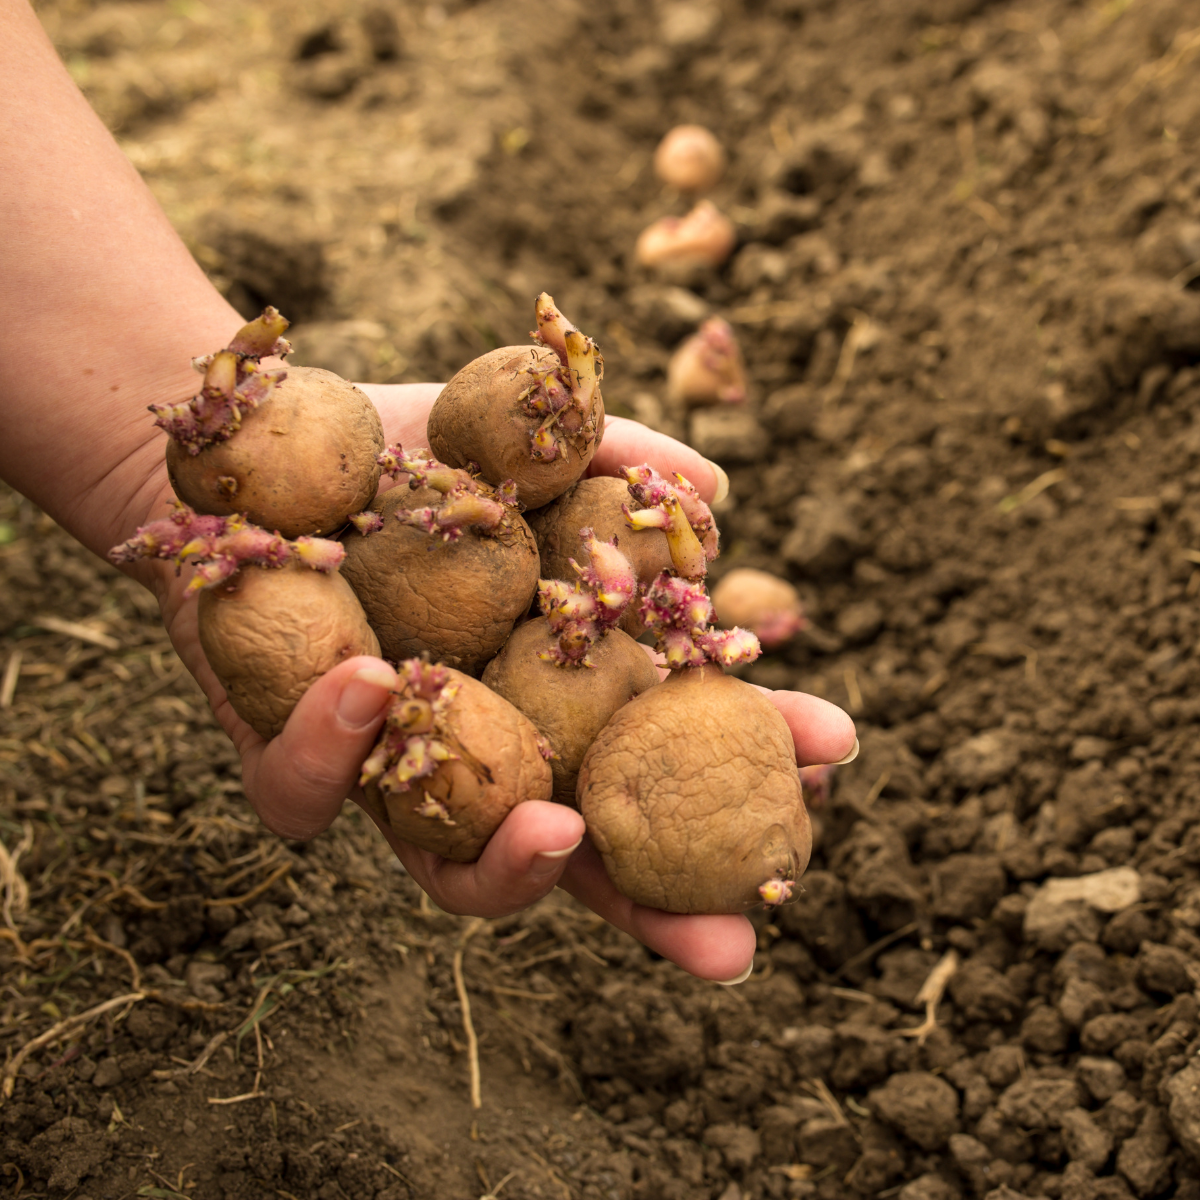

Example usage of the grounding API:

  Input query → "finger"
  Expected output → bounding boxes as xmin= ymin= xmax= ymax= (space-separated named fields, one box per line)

xmin=588 ymin=415 xmax=728 ymax=503
xmin=558 ymin=839 xmax=758 ymax=983
xmin=369 ymin=800 xmax=586 ymax=920
xmin=354 ymin=382 xmax=444 ymax=448
xmin=758 ymin=688 xmax=857 ymax=766
xmin=240 ymin=656 xmax=398 ymax=840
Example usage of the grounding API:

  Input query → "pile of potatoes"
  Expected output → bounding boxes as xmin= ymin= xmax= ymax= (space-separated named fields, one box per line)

xmin=111 ymin=296 xmax=811 ymax=914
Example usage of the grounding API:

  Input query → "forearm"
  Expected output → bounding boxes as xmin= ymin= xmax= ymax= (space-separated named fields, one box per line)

xmin=0 ymin=0 xmax=242 ymax=560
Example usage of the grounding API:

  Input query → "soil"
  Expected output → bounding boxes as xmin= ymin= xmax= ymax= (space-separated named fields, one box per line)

xmin=4 ymin=0 xmax=1200 ymax=1196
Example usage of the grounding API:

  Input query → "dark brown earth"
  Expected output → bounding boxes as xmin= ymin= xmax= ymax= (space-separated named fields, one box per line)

xmin=5 ymin=0 xmax=1200 ymax=1196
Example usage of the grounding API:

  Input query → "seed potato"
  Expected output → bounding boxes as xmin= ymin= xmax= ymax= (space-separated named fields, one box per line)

xmin=338 ymin=485 xmax=540 ymax=675
xmin=167 ymin=366 xmax=384 ymax=538
xmin=578 ymin=666 xmax=811 ymax=913
xmin=198 ymin=560 xmax=381 ymax=740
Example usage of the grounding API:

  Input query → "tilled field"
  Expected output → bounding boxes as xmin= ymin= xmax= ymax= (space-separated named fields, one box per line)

xmin=4 ymin=0 xmax=1200 ymax=1196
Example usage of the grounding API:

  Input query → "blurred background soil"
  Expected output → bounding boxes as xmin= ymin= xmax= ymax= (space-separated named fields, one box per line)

xmin=4 ymin=0 xmax=1200 ymax=1195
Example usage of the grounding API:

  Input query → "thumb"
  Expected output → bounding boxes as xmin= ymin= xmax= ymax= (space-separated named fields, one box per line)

xmin=241 ymin=656 xmax=396 ymax=839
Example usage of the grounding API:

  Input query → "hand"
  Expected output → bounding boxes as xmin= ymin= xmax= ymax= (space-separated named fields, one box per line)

xmin=147 ymin=385 xmax=856 ymax=982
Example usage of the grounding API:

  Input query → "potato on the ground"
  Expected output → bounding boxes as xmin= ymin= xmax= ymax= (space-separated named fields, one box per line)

xmin=339 ymin=447 xmax=539 ymax=675
xmin=711 ymin=567 xmax=805 ymax=649
xmin=635 ymin=200 xmax=737 ymax=270
xmin=359 ymin=660 xmax=553 ymax=861
xmin=427 ymin=293 xmax=604 ymax=508
xmin=482 ymin=532 xmax=660 ymax=805
xmin=578 ymin=574 xmax=810 ymax=914
xmin=653 ymin=125 xmax=726 ymax=193
xmin=666 ymin=317 xmax=747 ymax=408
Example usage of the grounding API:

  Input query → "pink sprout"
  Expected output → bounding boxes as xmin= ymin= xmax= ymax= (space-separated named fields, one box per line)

xmin=348 ymin=511 xmax=386 ymax=536
xmin=758 ymin=878 xmax=795 ymax=907
xmin=639 ymin=571 xmax=760 ymax=670
xmin=378 ymin=445 xmax=519 ymax=542
xmin=519 ymin=293 xmax=603 ymax=463
xmin=622 ymin=464 xmax=719 ymax=578
xmin=107 ymin=504 xmax=344 ymax=593
xmin=150 ymin=309 xmax=292 ymax=453
xmin=537 ymin=533 xmax=638 ymax=667
xmin=359 ymin=660 xmax=462 ymax=798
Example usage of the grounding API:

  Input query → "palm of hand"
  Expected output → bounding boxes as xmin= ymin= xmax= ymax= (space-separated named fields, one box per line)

xmin=142 ymin=385 xmax=855 ymax=982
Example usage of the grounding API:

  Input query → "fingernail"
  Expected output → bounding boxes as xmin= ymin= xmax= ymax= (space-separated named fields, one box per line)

xmin=716 ymin=962 xmax=753 ymax=987
xmin=337 ymin=666 xmax=396 ymax=729
xmin=832 ymin=737 xmax=860 ymax=766
xmin=705 ymin=459 xmax=729 ymax=504
xmin=531 ymin=837 xmax=583 ymax=874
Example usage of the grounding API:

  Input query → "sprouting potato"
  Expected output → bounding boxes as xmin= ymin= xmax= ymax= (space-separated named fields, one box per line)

xmin=339 ymin=446 xmax=539 ymax=676
xmin=427 ymin=293 xmax=604 ymax=509
xmin=359 ymin=660 xmax=553 ymax=862
xmin=482 ymin=532 xmax=661 ymax=805
xmin=578 ymin=574 xmax=810 ymax=914
xmin=155 ymin=309 xmax=384 ymax=538
xmin=109 ymin=506 xmax=374 ymax=739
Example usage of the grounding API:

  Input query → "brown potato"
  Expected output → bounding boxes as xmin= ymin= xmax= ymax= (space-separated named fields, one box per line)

xmin=482 ymin=617 xmax=661 ymax=806
xmin=362 ymin=668 xmax=553 ymax=862
xmin=338 ymin=486 xmax=540 ymax=675
xmin=578 ymin=666 xmax=811 ymax=913
xmin=525 ymin=477 xmax=672 ymax=634
xmin=428 ymin=345 xmax=604 ymax=509
xmin=198 ymin=561 xmax=381 ymax=740
xmin=167 ymin=366 xmax=384 ymax=538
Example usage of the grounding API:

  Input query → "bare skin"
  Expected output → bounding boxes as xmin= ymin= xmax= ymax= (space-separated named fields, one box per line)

xmin=0 ymin=0 xmax=856 ymax=983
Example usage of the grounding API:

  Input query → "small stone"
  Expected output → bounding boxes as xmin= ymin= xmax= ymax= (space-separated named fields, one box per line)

xmin=931 ymin=854 xmax=1007 ymax=921
xmin=1115 ymin=1106 xmax=1173 ymax=1198
xmin=981 ymin=1045 xmax=1025 ymax=1089
xmin=1060 ymin=1107 xmax=1113 ymax=1171
xmin=996 ymin=1074 xmax=1082 ymax=1131
xmin=1023 ymin=867 xmax=1141 ymax=952
xmin=1057 ymin=977 xmax=1111 ymax=1029
xmin=780 ymin=495 xmax=862 ymax=574
xmin=1081 ymin=1013 xmax=1145 ymax=1055
xmin=869 ymin=1071 xmax=960 ymax=1150
xmin=1099 ymin=1091 xmax=1146 ymax=1143
xmin=796 ymin=1116 xmax=858 ymax=1172
xmin=779 ymin=1024 xmax=836 ymax=1078
xmin=1164 ymin=1058 xmax=1200 ymax=1160
xmin=943 ymin=730 xmax=1022 ymax=791
xmin=1137 ymin=942 xmax=1194 ymax=995
xmin=1075 ymin=1056 xmax=1126 ymax=1103
xmin=1022 ymin=1005 xmax=1070 ymax=1054
xmin=898 ymin=1175 xmax=961 ymax=1200
xmin=835 ymin=599 xmax=883 ymax=644
xmin=182 ymin=1118 xmax=198 ymax=1136
xmin=704 ymin=1123 xmax=761 ymax=1172
xmin=185 ymin=959 xmax=230 ymax=1003
xmin=91 ymin=1057 xmax=123 ymax=1089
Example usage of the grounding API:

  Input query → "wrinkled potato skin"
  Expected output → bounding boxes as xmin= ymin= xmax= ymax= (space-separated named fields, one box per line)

xmin=482 ymin=618 xmax=662 ymax=806
xmin=578 ymin=666 xmax=811 ymax=914
xmin=525 ymin=477 xmax=672 ymax=635
xmin=428 ymin=346 xmax=604 ymax=509
xmin=198 ymin=562 xmax=381 ymax=741
xmin=363 ymin=670 xmax=553 ymax=862
xmin=167 ymin=366 xmax=384 ymax=538
xmin=339 ymin=486 xmax=540 ymax=676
